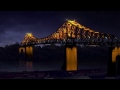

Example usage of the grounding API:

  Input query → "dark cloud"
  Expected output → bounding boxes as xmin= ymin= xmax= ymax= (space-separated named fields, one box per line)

xmin=0 ymin=11 xmax=120 ymax=46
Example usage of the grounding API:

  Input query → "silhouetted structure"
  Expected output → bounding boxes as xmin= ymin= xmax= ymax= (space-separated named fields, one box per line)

xmin=18 ymin=20 xmax=120 ymax=75
xmin=116 ymin=55 xmax=120 ymax=75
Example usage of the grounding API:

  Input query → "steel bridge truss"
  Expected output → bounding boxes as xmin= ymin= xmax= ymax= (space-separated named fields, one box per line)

xmin=21 ymin=20 xmax=120 ymax=46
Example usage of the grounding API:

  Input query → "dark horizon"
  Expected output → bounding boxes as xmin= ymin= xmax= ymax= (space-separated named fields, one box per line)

xmin=0 ymin=11 xmax=120 ymax=47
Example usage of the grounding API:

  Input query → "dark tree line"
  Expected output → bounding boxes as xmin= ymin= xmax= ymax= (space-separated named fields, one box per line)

xmin=0 ymin=42 xmax=108 ymax=64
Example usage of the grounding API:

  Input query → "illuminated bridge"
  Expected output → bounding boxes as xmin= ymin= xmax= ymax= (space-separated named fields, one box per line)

xmin=19 ymin=20 xmax=120 ymax=76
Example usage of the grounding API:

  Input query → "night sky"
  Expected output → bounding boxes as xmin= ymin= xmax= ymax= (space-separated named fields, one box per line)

xmin=0 ymin=11 xmax=120 ymax=47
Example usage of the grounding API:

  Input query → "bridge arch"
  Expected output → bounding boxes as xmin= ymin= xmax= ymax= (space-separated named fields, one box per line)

xmin=112 ymin=47 xmax=120 ymax=63
xmin=19 ymin=47 xmax=25 ymax=53
xmin=19 ymin=46 xmax=33 ymax=57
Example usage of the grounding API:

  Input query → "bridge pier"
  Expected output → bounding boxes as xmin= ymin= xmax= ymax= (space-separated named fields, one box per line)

xmin=19 ymin=46 xmax=33 ymax=58
xmin=62 ymin=44 xmax=78 ymax=71
xmin=116 ymin=55 xmax=120 ymax=75
xmin=107 ymin=47 xmax=120 ymax=76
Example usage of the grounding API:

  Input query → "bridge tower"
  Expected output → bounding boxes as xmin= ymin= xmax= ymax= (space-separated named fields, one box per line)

xmin=107 ymin=47 xmax=120 ymax=76
xmin=19 ymin=33 xmax=35 ymax=58
xmin=61 ymin=20 xmax=79 ymax=71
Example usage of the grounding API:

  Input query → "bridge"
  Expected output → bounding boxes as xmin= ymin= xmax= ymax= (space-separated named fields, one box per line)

xmin=19 ymin=20 xmax=120 ymax=76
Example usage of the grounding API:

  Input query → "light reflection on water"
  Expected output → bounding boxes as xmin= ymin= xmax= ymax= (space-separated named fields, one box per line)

xmin=19 ymin=59 xmax=33 ymax=71
xmin=0 ymin=59 xmax=107 ymax=72
xmin=0 ymin=58 xmax=63 ymax=72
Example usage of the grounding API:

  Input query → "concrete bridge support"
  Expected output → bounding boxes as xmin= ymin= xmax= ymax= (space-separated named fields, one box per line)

xmin=62 ymin=45 xmax=78 ymax=71
xmin=19 ymin=46 xmax=33 ymax=58
xmin=107 ymin=47 xmax=120 ymax=76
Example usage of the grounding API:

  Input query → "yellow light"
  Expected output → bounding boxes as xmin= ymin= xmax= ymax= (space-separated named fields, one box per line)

xmin=89 ymin=30 xmax=94 ymax=32
xmin=95 ymin=32 xmax=99 ymax=33
xmin=26 ymin=46 xmax=33 ymax=57
xmin=66 ymin=20 xmax=97 ymax=33
xmin=19 ymin=47 xmax=25 ymax=53
xmin=66 ymin=46 xmax=77 ymax=71
xmin=68 ymin=20 xmax=77 ymax=25
xmin=112 ymin=47 xmax=120 ymax=63
xmin=27 ymin=33 xmax=32 ymax=37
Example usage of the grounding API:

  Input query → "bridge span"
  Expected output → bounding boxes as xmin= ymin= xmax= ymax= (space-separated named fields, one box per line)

xmin=19 ymin=20 xmax=120 ymax=76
